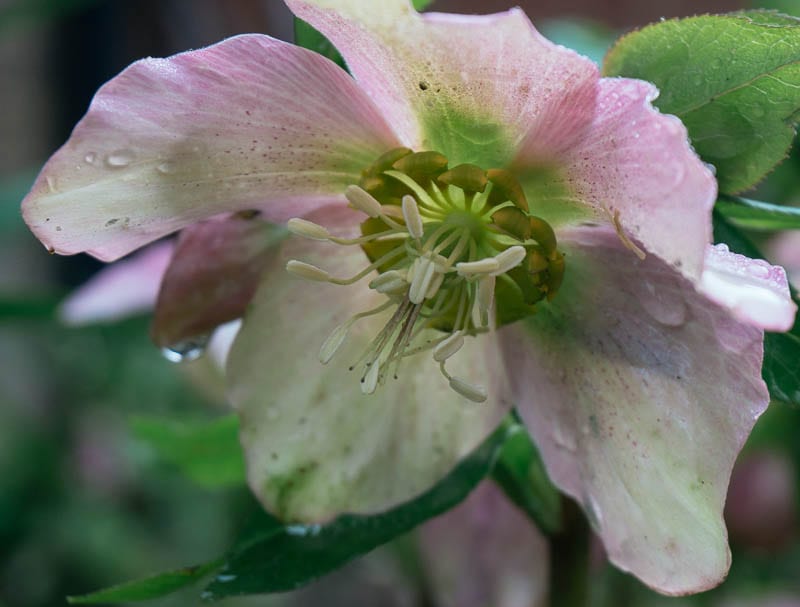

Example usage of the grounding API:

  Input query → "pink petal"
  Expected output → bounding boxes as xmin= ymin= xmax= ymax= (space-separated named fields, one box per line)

xmin=768 ymin=230 xmax=800 ymax=287
xmin=59 ymin=241 xmax=173 ymax=325
xmin=23 ymin=34 xmax=399 ymax=262
xmin=151 ymin=213 xmax=283 ymax=349
xmin=560 ymin=78 xmax=717 ymax=278
xmin=227 ymin=205 xmax=510 ymax=522
xmin=499 ymin=226 xmax=769 ymax=595
xmin=699 ymin=243 xmax=796 ymax=332
xmin=286 ymin=1 xmax=598 ymax=167
xmin=418 ymin=481 xmax=549 ymax=607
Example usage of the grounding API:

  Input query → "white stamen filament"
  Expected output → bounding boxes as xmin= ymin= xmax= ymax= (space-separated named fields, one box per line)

xmin=402 ymin=195 xmax=425 ymax=240
xmin=287 ymin=218 xmax=330 ymax=241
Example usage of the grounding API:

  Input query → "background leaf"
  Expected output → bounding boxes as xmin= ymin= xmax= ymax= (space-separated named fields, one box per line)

xmin=67 ymin=560 xmax=223 ymax=604
xmin=604 ymin=11 xmax=800 ymax=194
xmin=713 ymin=212 xmax=800 ymax=405
xmin=202 ymin=422 xmax=513 ymax=599
xmin=715 ymin=195 xmax=800 ymax=230
xmin=131 ymin=415 xmax=246 ymax=489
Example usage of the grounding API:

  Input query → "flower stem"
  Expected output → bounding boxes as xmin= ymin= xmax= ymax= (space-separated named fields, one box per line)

xmin=549 ymin=497 xmax=591 ymax=607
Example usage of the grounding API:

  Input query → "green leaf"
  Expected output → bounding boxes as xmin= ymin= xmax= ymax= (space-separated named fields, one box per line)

xmin=411 ymin=0 xmax=434 ymax=9
xmin=604 ymin=11 xmax=800 ymax=194
xmin=67 ymin=560 xmax=223 ymax=604
xmin=0 ymin=294 xmax=59 ymax=321
xmin=293 ymin=19 xmax=345 ymax=69
xmin=491 ymin=424 xmax=562 ymax=535
xmin=0 ymin=0 xmax=104 ymax=32
xmin=713 ymin=212 xmax=800 ymax=405
xmin=131 ymin=415 xmax=246 ymax=489
xmin=202 ymin=422 xmax=514 ymax=599
xmin=715 ymin=195 xmax=800 ymax=230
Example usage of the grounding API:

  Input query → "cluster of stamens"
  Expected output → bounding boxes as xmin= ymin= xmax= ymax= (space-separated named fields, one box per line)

xmin=286 ymin=148 xmax=565 ymax=403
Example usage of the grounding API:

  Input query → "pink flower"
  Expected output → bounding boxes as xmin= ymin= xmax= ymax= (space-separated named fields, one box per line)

xmin=21 ymin=0 xmax=796 ymax=595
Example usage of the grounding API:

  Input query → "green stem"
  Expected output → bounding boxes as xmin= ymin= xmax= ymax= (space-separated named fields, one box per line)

xmin=549 ymin=497 xmax=591 ymax=607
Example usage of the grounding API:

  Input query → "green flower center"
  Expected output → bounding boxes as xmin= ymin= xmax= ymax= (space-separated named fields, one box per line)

xmin=286 ymin=148 xmax=564 ymax=402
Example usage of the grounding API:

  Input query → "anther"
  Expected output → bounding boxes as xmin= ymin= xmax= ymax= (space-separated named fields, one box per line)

xmin=401 ymin=195 xmax=425 ymax=240
xmin=286 ymin=260 xmax=331 ymax=282
xmin=492 ymin=246 xmax=527 ymax=275
xmin=361 ymin=362 xmax=380 ymax=394
xmin=408 ymin=255 xmax=438 ymax=304
xmin=456 ymin=257 xmax=500 ymax=276
xmin=369 ymin=270 xmax=408 ymax=295
xmin=433 ymin=331 xmax=464 ymax=362
xmin=476 ymin=274 xmax=496 ymax=326
xmin=319 ymin=322 xmax=351 ymax=364
xmin=287 ymin=218 xmax=330 ymax=241
xmin=345 ymin=185 xmax=383 ymax=218
xmin=448 ymin=376 xmax=488 ymax=403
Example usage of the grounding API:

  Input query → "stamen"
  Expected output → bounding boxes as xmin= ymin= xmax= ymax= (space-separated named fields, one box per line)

xmin=286 ymin=260 xmax=331 ymax=282
xmin=448 ymin=376 xmax=488 ymax=403
xmin=401 ymin=195 xmax=425 ymax=240
xmin=612 ymin=209 xmax=646 ymax=261
xmin=345 ymin=185 xmax=383 ymax=218
xmin=319 ymin=300 xmax=394 ymax=364
xmin=492 ymin=245 xmax=527 ymax=275
xmin=408 ymin=255 xmax=438 ymax=304
xmin=287 ymin=218 xmax=330 ymax=241
xmin=369 ymin=270 xmax=408 ymax=294
xmin=456 ymin=257 xmax=500 ymax=276
xmin=433 ymin=331 xmax=464 ymax=362
xmin=361 ymin=361 xmax=380 ymax=394
xmin=476 ymin=274 xmax=496 ymax=327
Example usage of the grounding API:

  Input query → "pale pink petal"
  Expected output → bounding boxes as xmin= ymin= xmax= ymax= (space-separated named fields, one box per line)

xmin=418 ymin=481 xmax=549 ymax=607
xmin=151 ymin=213 xmax=284 ymax=349
xmin=499 ymin=226 xmax=768 ymax=595
xmin=286 ymin=1 xmax=598 ymax=168
xmin=700 ymin=244 xmax=796 ymax=332
xmin=227 ymin=206 xmax=511 ymax=522
xmin=23 ymin=34 xmax=399 ymax=262
xmin=59 ymin=241 xmax=173 ymax=325
xmin=560 ymin=78 xmax=717 ymax=278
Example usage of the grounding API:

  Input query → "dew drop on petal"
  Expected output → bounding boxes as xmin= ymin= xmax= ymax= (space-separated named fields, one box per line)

xmin=84 ymin=152 xmax=97 ymax=164
xmin=552 ymin=422 xmax=577 ymax=452
xmin=161 ymin=335 xmax=209 ymax=363
xmin=156 ymin=161 xmax=176 ymax=175
xmin=635 ymin=280 xmax=688 ymax=327
xmin=106 ymin=149 xmax=135 ymax=168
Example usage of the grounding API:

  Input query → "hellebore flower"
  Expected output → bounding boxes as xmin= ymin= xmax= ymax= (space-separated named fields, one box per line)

xmin=21 ymin=0 xmax=797 ymax=595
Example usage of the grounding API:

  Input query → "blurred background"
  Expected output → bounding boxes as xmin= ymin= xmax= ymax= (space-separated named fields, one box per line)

xmin=1 ymin=0 xmax=799 ymax=606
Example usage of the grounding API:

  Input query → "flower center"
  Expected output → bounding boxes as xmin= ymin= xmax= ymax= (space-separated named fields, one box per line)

xmin=286 ymin=148 xmax=564 ymax=402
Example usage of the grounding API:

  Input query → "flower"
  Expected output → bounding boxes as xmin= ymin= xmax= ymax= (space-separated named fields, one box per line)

xmin=21 ymin=0 xmax=797 ymax=596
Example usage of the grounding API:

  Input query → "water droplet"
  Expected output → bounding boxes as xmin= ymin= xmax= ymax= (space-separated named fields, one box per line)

xmin=216 ymin=574 xmax=237 ymax=583
xmin=161 ymin=335 xmax=209 ymax=363
xmin=584 ymin=495 xmax=604 ymax=529
xmin=552 ymin=422 xmax=577 ymax=452
xmin=704 ymin=162 xmax=717 ymax=176
xmin=84 ymin=151 xmax=97 ymax=164
xmin=156 ymin=161 xmax=175 ymax=174
xmin=106 ymin=149 xmax=134 ymax=168
xmin=285 ymin=524 xmax=322 ymax=537
xmin=746 ymin=263 xmax=771 ymax=280
xmin=635 ymin=280 xmax=688 ymax=327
